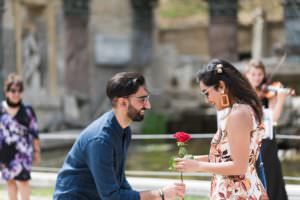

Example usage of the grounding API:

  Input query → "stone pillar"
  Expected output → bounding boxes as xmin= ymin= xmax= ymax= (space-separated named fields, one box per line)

xmin=251 ymin=8 xmax=268 ymax=59
xmin=0 ymin=0 xmax=4 ymax=100
xmin=130 ymin=0 xmax=157 ymax=68
xmin=46 ymin=1 xmax=57 ymax=96
xmin=283 ymin=0 xmax=300 ymax=62
xmin=12 ymin=0 xmax=23 ymax=75
xmin=208 ymin=0 xmax=238 ymax=61
xmin=63 ymin=0 xmax=90 ymax=97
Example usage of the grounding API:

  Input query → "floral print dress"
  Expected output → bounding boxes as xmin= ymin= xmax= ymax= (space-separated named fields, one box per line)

xmin=0 ymin=102 xmax=39 ymax=181
xmin=209 ymin=104 xmax=268 ymax=199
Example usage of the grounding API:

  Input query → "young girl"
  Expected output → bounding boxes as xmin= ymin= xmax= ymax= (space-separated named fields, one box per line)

xmin=245 ymin=59 xmax=289 ymax=200
xmin=175 ymin=59 xmax=268 ymax=199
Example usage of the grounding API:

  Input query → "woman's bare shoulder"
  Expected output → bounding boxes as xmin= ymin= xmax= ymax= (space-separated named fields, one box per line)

xmin=228 ymin=104 xmax=252 ymax=124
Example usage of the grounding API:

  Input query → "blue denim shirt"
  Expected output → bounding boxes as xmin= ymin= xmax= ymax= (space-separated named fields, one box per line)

xmin=53 ymin=111 xmax=140 ymax=200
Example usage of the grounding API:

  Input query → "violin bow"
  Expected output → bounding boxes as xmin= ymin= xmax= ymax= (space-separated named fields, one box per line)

xmin=267 ymin=51 xmax=287 ymax=81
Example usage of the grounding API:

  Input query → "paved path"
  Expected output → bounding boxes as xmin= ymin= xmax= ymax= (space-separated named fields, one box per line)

xmin=1 ymin=172 xmax=300 ymax=200
xmin=0 ymin=192 xmax=51 ymax=200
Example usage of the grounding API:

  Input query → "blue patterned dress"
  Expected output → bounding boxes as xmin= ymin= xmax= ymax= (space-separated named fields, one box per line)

xmin=0 ymin=102 xmax=39 ymax=181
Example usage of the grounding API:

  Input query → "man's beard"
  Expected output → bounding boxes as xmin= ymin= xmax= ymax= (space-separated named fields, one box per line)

xmin=127 ymin=104 xmax=145 ymax=122
xmin=6 ymin=97 xmax=22 ymax=108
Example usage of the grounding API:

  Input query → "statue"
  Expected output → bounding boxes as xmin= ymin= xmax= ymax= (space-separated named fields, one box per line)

xmin=22 ymin=20 xmax=42 ymax=92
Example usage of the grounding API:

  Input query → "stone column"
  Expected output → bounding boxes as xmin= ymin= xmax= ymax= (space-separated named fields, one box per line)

xmin=12 ymin=0 xmax=22 ymax=75
xmin=208 ymin=0 xmax=238 ymax=61
xmin=283 ymin=0 xmax=300 ymax=62
xmin=46 ymin=1 xmax=57 ymax=96
xmin=251 ymin=8 xmax=267 ymax=59
xmin=63 ymin=0 xmax=90 ymax=97
xmin=130 ymin=0 xmax=158 ymax=69
xmin=0 ymin=0 xmax=4 ymax=100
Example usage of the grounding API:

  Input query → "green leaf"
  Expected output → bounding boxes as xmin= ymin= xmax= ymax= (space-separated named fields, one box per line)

xmin=168 ymin=156 xmax=176 ymax=170
xmin=178 ymin=146 xmax=187 ymax=158
xmin=177 ymin=142 xmax=186 ymax=147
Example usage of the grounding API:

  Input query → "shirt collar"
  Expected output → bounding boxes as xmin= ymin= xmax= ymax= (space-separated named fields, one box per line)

xmin=109 ymin=110 xmax=130 ymax=136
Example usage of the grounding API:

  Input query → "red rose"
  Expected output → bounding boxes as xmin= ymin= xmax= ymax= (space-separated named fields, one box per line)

xmin=173 ymin=131 xmax=191 ymax=143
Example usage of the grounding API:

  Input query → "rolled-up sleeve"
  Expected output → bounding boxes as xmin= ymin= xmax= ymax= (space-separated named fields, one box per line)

xmin=85 ymin=139 xmax=140 ymax=200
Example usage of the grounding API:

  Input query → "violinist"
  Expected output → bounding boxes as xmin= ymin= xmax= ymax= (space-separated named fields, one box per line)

xmin=245 ymin=59 xmax=289 ymax=200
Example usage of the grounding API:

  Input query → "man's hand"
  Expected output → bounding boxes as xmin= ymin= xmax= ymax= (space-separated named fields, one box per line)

xmin=162 ymin=182 xmax=185 ymax=200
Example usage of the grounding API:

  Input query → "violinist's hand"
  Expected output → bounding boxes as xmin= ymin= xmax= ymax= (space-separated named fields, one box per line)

xmin=289 ymin=89 xmax=296 ymax=96
xmin=277 ymin=90 xmax=288 ymax=103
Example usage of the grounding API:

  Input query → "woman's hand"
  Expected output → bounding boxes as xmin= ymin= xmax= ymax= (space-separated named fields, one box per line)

xmin=174 ymin=158 xmax=200 ymax=172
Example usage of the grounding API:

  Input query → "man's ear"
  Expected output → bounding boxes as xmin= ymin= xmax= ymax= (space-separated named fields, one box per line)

xmin=118 ymin=97 xmax=128 ymax=108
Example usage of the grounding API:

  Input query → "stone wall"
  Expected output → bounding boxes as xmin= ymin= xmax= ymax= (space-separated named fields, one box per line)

xmin=158 ymin=21 xmax=284 ymax=59
xmin=89 ymin=0 xmax=133 ymax=117
xmin=159 ymin=25 xmax=209 ymax=57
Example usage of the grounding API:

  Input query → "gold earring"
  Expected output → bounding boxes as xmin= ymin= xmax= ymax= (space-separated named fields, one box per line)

xmin=220 ymin=92 xmax=229 ymax=107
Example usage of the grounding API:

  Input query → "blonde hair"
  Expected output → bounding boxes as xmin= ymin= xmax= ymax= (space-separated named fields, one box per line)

xmin=4 ymin=73 xmax=24 ymax=92
xmin=245 ymin=59 xmax=266 ymax=76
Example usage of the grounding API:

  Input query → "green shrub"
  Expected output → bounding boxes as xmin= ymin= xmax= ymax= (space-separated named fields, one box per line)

xmin=141 ymin=111 xmax=168 ymax=134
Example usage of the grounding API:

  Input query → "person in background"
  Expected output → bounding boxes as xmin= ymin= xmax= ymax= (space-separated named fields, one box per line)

xmin=54 ymin=72 xmax=185 ymax=200
xmin=0 ymin=73 xmax=40 ymax=200
xmin=245 ymin=59 xmax=289 ymax=200
xmin=175 ymin=59 xmax=268 ymax=199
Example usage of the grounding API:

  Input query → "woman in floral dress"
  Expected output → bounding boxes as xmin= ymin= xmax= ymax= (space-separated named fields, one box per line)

xmin=175 ymin=59 xmax=268 ymax=199
xmin=0 ymin=74 xmax=40 ymax=200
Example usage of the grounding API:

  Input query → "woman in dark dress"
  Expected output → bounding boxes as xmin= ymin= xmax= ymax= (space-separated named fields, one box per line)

xmin=245 ymin=59 xmax=288 ymax=200
xmin=0 ymin=73 xmax=40 ymax=200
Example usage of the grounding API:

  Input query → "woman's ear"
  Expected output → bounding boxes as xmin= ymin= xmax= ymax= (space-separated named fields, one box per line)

xmin=218 ymin=80 xmax=226 ymax=93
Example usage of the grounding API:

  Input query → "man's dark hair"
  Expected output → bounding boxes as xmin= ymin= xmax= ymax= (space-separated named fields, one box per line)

xmin=106 ymin=72 xmax=145 ymax=106
xmin=197 ymin=59 xmax=263 ymax=124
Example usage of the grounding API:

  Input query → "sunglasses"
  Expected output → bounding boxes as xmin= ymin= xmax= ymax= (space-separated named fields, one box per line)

xmin=8 ymin=88 xmax=22 ymax=94
xmin=201 ymin=86 xmax=215 ymax=97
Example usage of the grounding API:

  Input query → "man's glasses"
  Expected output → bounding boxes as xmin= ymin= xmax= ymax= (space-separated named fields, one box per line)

xmin=133 ymin=95 xmax=150 ymax=105
xmin=8 ymin=88 xmax=22 ymax=94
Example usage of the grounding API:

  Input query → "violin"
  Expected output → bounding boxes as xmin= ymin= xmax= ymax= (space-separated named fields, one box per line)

xmin=257 ymin=81 xmax=295 ymax=100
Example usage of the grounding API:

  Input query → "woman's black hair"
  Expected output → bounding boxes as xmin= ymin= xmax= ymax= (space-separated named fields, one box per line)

xmin=197 ymin=59 xmax=263 ymax=124
xmin=106 ymin=72 xmax=146 ymax=106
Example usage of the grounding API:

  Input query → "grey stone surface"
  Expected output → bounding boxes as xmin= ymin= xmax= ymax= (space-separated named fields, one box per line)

xmin=251 ymin=8 xmax=268 ymax=59
xmin=63 ymin=95 xmax=80 ymax=121
xmin=94 ymin=35 xmax=131 ymax=66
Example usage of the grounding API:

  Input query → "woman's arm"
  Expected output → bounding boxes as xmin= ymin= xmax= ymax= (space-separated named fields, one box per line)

xmin=175 ymin=106 xmax=252 ymax=176
xmin=269 ymin=92 xmax=287 ymax=123
xmin=193 ymin=155 xmax=209 ymax=162
xmin=33 ymin=139 xmax=41 ymax=165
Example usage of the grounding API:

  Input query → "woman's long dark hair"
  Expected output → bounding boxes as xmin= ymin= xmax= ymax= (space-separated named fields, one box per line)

xmin=197 ymin=59 xmax=263 ymax=124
